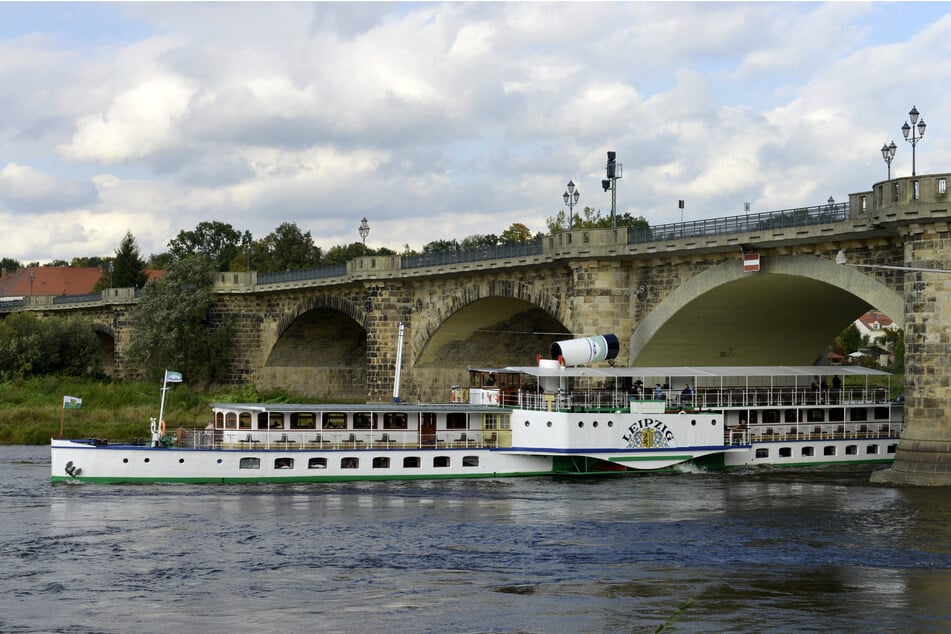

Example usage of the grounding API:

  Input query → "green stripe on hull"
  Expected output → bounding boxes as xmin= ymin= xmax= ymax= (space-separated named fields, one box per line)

xmin=609 ymin=454 xmax=695 ymax=462
xmin=51 ymin=470 xmax=555 ymax=485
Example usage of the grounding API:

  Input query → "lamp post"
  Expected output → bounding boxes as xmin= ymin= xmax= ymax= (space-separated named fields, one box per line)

xmin=29 ymin=270 xmax=34 ymax=296
xmin=881 ymin=140 xmax=896 ymax=180
xmin=601 ymin=151 xmax=623 ymax=227
xmin=828 ymin=196 xmax=835 ymax=212
xmin=108 ymin=261 xmax=114 ymax=288
xmin=359 ymin=217 xmax=370 ymax=249
xmin=563 ymin=180 xmax=580 ymax=229
xmin=901 ymin=106 xmax=926 ymax=176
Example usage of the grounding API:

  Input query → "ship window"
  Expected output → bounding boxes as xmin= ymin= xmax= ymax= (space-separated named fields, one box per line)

xmin=784 ymin=409 xmax=798 ymax=423
xmin=433 ymin=456 xmax=450 ymax=468
xmin=322 ymin=412 xmax=347 ymax=429
xmin=755 ymin=448 xmax=769 ymax=459
xmin=608 ymin=421 xmax=614 ymax=427
xmin=874 ymin=407 xmax=890 ymax=420
xmin=462 ymin=456 xmax=479 ymax=467
xmin=403 ymin=456 xmax=420 ymax=468
xmin=291 ymin=412 xmax=316 ymax=430
xmin=353 ymin=412 xmax=375 ymax=429
xmin=215 ymin=412 xmax=225 ymax=428
xmin=764 ymin=409 xmax=781 ymax=424
xmin=801 ymin=446 xmax=814 ymax=457
xmin=373 ymin=457 xmax=390 ymax=468
xmin=828 ymin=408 xmax=845 ymax=422
xmin=239 ymin=457 xmax=260 ymax=469
xmin=274 ymin=457 xmax=293 ymax=469
xmin=446 ymin=412 xmax=467 ymax=429
xmin=779 ymin=447 xmax=792 ymax=458
xmin=383 ymin=412 xmax=408 ymax=429
xmin=577 ymin=421 xmax=584 ymax=428
xmin=850 ymin=409 xmax=868 ymax=422
xmin=239 ymin=412 xmax=253 ymax=429
xmin=807 ymin=409 xmax=824 ymax=422
xmin=226 ymin=412 xmax=238 ymax=429
xmin=258 ymin=412 xmax=270 ymax=429
xmin=341 ymin=457 xmax=359 ymax=469
xmin=887 ymin=444 xmax=897 ymax=454
xmin=824 ymin=446 xmax=836 ymax=456
xmin=845 ymin=445 xmax=858 ymax=455
xmin=546 ymin=421 xmax=552 ymax=427
xmin=308 ymin=457 xmax=327 ymax=469
xmin=867 ymin=445 xmax=879 ymax=454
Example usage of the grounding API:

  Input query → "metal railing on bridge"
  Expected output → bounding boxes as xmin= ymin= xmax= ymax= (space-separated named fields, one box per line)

xmin=402 ymin=241 xmax=544 ymax=269
xmin=630 ymin=202 xmax=849 ymax=244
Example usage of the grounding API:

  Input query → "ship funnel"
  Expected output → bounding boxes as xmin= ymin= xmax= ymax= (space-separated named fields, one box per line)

xmin=550 ymin=334 xmax=619 ymax=367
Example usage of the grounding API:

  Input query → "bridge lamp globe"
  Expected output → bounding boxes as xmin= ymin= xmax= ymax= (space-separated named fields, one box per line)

xmin=359 ymin=217 xmax=370 ymax=248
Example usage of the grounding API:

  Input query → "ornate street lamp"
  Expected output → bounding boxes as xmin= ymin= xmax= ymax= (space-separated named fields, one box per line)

xmin=358 ymin=217 xmax=370 ymax=249
xmin=563 ymin=180 xmax=580 ymax=229
xmin=881 ymin=140 xmax=897 ymax=180
xmin=901 ymin=106 xmax=926 ymax=176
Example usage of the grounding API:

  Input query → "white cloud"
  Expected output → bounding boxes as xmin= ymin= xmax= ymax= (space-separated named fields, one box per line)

xmin=0 ymin=163 xmax=97 ymax=212
xmin=0 ymin=2 xmax=950 ymax=263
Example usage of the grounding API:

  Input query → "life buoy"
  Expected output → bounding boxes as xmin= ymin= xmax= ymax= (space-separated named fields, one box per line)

xmin=159 ymin=420 xmax=166 ymax=434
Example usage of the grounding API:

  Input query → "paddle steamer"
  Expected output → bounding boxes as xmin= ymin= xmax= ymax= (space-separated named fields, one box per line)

xmin=51 ymin=335 xmax=903 ymax=483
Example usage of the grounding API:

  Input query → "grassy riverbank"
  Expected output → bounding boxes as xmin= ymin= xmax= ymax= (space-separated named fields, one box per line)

xmin=0 ymin=377 xmax=320 ymax=445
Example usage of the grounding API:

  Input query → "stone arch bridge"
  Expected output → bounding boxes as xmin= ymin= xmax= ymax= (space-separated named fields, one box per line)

xmin=4 ymin=173 xmax=950 ymax=485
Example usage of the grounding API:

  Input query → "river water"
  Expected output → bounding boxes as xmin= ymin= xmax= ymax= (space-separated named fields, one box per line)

xmin=2 ymin=445 xmax=950 ymax=633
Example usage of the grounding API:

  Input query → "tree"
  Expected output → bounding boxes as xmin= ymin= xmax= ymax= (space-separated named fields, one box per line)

xmin=0 ymin=258 xmax=19 ymax=273
xmin=0 ymin=312 xmax=101 ymax=379
xmin=70 ymin=256 xmax=106 ymax=268
xmin=546 ymin=207 xmax=651 ymax=234
xmin=127 ymin=255 xmax=234 ymax=384
xmin=147 ymin=252 xmax=176 ymax=270
xmin=93 ymin=231 xmax=148 ymax=291
xmin=880 ymin=327 xmax=905 ymax=371
xmin=323 ymin=242 xmax=368 ymax=265
xmin=836 ymin=323 xmax=865 ymax=356
xmin=167 ymin=221 xmax=252 ymax=272
xmin=499 ymin=223 xmax=533 ymax=245
xmin=247 ymin=222 xmax=322 ymax=273
xmin=459 ymin=234 xmax=499 ymax=250
xmin=422 ymin=239 xmax=460 ymax=254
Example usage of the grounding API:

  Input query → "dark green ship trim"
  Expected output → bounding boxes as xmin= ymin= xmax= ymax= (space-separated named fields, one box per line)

xmin=51 ymin=470 xmax=555 ymax=485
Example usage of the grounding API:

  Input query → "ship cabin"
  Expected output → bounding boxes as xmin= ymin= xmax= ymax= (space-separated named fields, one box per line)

xmin=206 ymin=402 xmax=512 ymax=450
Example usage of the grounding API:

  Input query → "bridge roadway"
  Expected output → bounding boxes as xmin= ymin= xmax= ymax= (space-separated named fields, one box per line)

xmin=3 ymin=173 xmax=950 ymax=486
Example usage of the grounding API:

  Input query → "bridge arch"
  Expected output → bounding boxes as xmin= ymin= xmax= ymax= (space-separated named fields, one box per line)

xmin=631 ymin=254 xmax=903 ymax=366
xmin=91 ymin=322 xmax=116 ymax=377
xmin=259 ymin=293 xmax=368 ymax=399
xmin=412 ymin=281 xmax=570 ymax=368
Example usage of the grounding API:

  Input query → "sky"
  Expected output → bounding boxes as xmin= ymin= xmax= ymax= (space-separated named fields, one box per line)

xmin=2 ymin=2 xmax=951 ymax=265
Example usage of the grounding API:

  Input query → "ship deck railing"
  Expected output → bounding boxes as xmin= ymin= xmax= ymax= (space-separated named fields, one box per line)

xmin=509 ymin=386 xmax=896 ymax=413
xmin=174 ymin=429 xmax=510 ymax=450
xmin=723 ymin=422 xmax=904 ymax=446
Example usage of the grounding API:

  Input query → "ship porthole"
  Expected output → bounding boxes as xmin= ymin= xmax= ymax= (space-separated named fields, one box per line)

xmin=711 ymin=419 xmax=717 ymax=426
xmin=179 ymin=458 xmax=185 ymax=464
xmin=578 ymin=421 xmax=584 ymax=428
xmin=607 ymin=421 xmax=614 ymax=427
xmin=217 ymin=459 xmax=223 ymax=464
xmin=122 ymin=458 xmax=128 ymax=463
xmin=593 ymin=421 xmax=599 ymax=428
xmin=524 ymin=420 xmax=531 ymax=427
xmin=691 ymin=420 xmax=696 ymax=426
xmin=546 ymin=421 xmax=552 ymax=428
xmin=144 ymin=458 xmax=150 ymax=463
